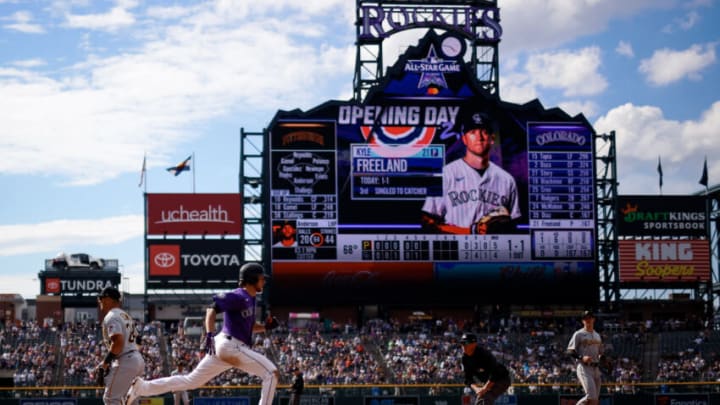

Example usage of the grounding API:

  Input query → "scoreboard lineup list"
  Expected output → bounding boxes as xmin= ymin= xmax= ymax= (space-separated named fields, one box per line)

xmin=270 ymin=121 xmax=595 ymax=262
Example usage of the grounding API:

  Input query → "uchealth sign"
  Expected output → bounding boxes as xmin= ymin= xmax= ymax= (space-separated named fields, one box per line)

xmin=148 ymin=239 xmax=243 ymax=282
xmin=619 ymin=239 xmax=710 ymax=282
xmin=146 ymin=193 xmax=242 ymax=235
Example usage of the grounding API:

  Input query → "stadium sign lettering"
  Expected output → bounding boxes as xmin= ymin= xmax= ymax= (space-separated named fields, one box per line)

xmin=157 ymin=204 xmax=231 ymax=224
xmin=535 ymin=130 xmax=586 ymax=146
xmin=635 ymin=242 xmax=693 ymax=261
xmin=337 ymin=105 xmax=459 ymax=126
xmin=181 ymin=254 xmax=241 ymax=267
xmin=60 ymin=279 xmax=114 ymax=292
xmin=322 ymin=270 xmax=379 ymax=288
xmin=358 ymin=5 xmax=502 ymax=41
xmin=634 ymin=261 xmax=695 ymax=278
xmin=624 ymin=211 xmax=705 ymax=222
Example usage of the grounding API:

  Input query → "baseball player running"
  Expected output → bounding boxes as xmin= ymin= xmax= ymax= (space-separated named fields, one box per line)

xmin=567 ymin=310 xmax=604 ymax=405
xmin=124 ymin=263 xmax=279 ymax=405
xmin=421 ymin=111 xmax=520 ymax=234
xmin=96 ymin=286 xmax=145 ymax=405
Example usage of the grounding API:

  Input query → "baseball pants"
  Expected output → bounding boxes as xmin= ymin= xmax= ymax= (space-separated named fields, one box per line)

xmin=104 ymin=351 xmax=144 ymax=405
xmin=576 ymin=363 xmax=601 ymax=404
xmin=132 ymin=333 xmax=278 ymax=405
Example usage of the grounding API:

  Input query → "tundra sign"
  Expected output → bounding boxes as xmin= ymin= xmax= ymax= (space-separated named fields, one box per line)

xmin=147 ymin=239 xmax=243 ymax=288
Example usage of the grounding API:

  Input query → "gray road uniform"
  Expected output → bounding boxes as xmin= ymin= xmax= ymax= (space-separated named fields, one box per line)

xmin=101 ymin=308 xmax=144 ymax=405
xmin=567 ymin=327 xmax=603 ymax=404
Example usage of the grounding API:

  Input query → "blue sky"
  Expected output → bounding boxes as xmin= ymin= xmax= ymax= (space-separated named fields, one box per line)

xmin=0 ymin=0 xmax=718 ymax=299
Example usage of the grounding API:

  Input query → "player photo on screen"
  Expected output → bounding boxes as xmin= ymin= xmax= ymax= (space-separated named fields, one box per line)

xmin=272 ymin=220 xmax=298 ymax=248
xmin=421 ymin=109 xmax=520 ymax=235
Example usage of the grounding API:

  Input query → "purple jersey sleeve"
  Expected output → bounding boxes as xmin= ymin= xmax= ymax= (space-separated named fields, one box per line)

xmin=213 ymin=288 xmax=256 ymax=345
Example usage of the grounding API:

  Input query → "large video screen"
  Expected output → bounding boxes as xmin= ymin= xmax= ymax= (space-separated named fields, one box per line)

xmin=267 ymin=30 xmax=598 ymax=305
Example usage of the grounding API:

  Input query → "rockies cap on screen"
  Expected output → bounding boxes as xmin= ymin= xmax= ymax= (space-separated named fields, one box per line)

xmin=460 ymin=111 xmax=496 ymax=134
xmin=581 ymin=310 xmax=595 ymax=319
xmin=98 ymin=286 xmax=121 ymax=301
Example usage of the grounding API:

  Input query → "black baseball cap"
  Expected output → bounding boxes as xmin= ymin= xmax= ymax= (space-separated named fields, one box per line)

xmin=581 ymin=310 xmax=595 ymax=319
xmin=459 ymin=111 xmax=496 ymax=134
xmin=98 ymin=286 xmax=121 ymax=301
xmin=460 ymin=333 xmax=477 ymax=344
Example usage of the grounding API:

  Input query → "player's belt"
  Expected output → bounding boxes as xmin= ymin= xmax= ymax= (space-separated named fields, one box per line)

xmin=579 ymin=361 xmax=599 ymax=367
xmin=120 ymin=350 xmax=137 ymax=357
xmin=219 ymin=332 xmax=248 ymax=346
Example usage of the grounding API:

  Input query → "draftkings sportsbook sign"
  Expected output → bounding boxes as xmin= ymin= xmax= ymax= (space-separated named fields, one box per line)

xmin=617 ymin=195 xmax=707 ymax=237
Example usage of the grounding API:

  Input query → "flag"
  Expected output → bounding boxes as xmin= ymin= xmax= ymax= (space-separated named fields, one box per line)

xmin=657 ymin=156 xmax=663 ymax=190
xmin=699 ymin=157 xmax=708 ymax=188
xmin=138 ymin=154 xmax=146 ymax=188
xmin=167 ymin=155 xmax=191 ymax=176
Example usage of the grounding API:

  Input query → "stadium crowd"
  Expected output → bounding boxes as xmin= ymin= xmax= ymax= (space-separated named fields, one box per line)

xmin=2 ymin=314 xmax=720 ymax=397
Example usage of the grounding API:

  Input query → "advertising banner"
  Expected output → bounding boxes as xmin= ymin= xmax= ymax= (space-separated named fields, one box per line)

xmin=193 ymin=398 xmax=250 ymax=405
xmin=146 ymin=193 xmax=242 ymax=235
xmin=619 ymin=239 xmax=711 ymax=282
xmin=617 ymin=195 xmax=708 ymax=237
xmin=147 ymin=239 xmax=242 ymax=285
xmin=654 ymin=393 xmax=709 ymax=405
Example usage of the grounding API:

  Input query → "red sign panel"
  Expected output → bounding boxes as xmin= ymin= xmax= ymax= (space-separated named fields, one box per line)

xmin=45 ymin=278 xmax=61 ymax=293
xmin=149 ymin=244 xmax=181 ymax=276
xmin=619 ymin=240 xmax=711 ymax=282
xmin=147 ymin=193 xmax=242 ymax=235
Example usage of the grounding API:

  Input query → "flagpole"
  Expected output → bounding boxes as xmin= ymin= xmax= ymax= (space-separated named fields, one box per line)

xmin=192 ymin=152 xmax=196 ymax=193
xmin=144 ymin=153 xmax=148 ymax=194
xmin=657 ymin=156 xmax=663 ymax=195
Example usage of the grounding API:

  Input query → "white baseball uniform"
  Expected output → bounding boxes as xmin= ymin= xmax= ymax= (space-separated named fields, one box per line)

xmin=101 ymin=308 xmax=144 ymax=405
xmin=567 ymin=328 xmax=603 ymax=404
xmin=422 ymin=159 xmax=521 ymax=228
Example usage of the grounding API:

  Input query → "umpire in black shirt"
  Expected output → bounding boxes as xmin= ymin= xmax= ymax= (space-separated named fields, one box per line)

xmin=460 ymin=333 xmax=512 ymax=405
xmin=289 ymin=367 xmax=304 ymax=405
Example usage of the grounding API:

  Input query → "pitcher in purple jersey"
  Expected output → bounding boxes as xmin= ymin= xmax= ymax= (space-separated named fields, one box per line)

xmin=124 ymin=263 xmax=279 ymax=405
xmin=421 ymin=111 xmax=520 ymax=235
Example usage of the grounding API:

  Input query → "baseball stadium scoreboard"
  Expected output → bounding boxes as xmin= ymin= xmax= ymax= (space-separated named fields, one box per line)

xmin=267 ymin=30 xmax=598 ymax=305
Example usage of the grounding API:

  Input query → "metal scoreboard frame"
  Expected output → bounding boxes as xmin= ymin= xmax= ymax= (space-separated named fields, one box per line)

xmin=266 ymin=30 xmax=599 ymax=306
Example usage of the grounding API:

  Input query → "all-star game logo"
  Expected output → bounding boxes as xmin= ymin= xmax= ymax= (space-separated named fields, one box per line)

xmin=404 ymin=45 xmax=461 ymax=92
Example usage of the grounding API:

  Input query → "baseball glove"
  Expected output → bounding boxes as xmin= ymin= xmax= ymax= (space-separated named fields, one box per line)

xmin=200 ymin=331 xmax=215 ymax=355
xmin=598 ymin=354 xmax=613 ymax=376
xmin=95 ymin=366 xmax=107 ymax=386
xmin=265 ymin=316 xmax=280 ymax=331
xmin=471 ymin=207 xmax=511 ymax=234
xmin=420 ymin=211 xmax=445 ymax=232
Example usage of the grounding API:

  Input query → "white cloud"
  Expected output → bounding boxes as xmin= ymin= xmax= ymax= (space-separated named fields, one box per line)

xmin=500 ymin=0 xmax=671 ymax=55
xmin=146 ymin=5 xmax=194 ymax=20
xmin=616 ymin=40 xmax=634 ymax=58
xmin=0 ymin=215 xmax=143 ymax=256
xmin=639 ymin=43 xmax=716 ymax=86
xmin=525 ymin=47 xmax=608 ymax=97
xmin=11 ymin=59 xmax=46 ymax=68
xmin=594 ymin=101 xmax=720 ymax=194
xmin=499 ymin=71 xmax=538 ymax=105
xmin=662 ymin=10 xmax=701 ymax=33
xmin=3 ymin=11 xmax=45 ymax=33
xmin=0 ymin=2 xmax=354 ymax=185
xmin=64 ymin=3 xmax=136 ymax=31
xmin=558 ymin=100 xmax=599 ymax=119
